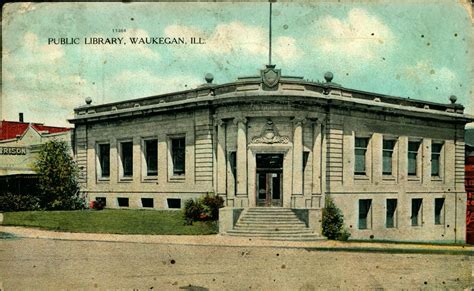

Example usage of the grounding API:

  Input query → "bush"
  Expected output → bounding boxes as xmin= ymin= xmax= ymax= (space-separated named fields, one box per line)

xmin=183 ymin=193 xmax=224 ymax=224
xmin=183 ymin=199 xmax=204 ymax=224
xmin=89 ymin=200 xmax=105 ymax=210
xmin=322 ymin=196 xmax=351 ymax=241
xmin=201 ymin=193 xmax=224 ymax=220
xmin=33 ymin=140 xmax=85 ymax=210
xmin=0 ymin=192 xmax=40 ymax=212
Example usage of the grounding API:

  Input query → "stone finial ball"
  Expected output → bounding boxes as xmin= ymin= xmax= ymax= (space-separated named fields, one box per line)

xmin=449 ymin=95 xmax=457 ymax=104
xmin=205 ymin=73 xmax=214 ymax=84
xmin=85 ymin=97 xmax=92 ymax=105
xmin=324 ymin=71 xmax=334 ymax=83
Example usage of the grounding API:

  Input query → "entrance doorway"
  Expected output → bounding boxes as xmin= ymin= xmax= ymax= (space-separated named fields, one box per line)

xmin=256 ymin=154 xmax=283 ymax=207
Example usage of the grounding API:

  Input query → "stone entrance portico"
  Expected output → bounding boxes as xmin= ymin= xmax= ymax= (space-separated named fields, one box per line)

xmin=216 ymin=113 xmax=325 ymax=211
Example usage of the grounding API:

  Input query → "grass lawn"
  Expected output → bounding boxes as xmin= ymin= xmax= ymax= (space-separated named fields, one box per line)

xmin=2 ymin=210 xmax=218 ymax=235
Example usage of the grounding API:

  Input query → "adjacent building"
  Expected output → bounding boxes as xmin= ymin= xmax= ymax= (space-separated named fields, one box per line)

xmin=69 ymin=66 xmax=473 ymax=242
xmin=0 ymin=115 xmax=72 ymax=176
xmin=0 ymin=115 xmax=71 ymax=195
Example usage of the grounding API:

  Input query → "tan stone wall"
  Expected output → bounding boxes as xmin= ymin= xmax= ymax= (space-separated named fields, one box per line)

xmin=76 ymin=109 xmax=214 ymax=209
xmin=326 ymin=108 xmax=466 ymax=242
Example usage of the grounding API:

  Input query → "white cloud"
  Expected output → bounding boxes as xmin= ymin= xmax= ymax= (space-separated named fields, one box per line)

xmin=274 ymin=36 xmax=303 ymax=65
xmin=165 ymin=22 xmax=303 ymax=65
xmin=23 ymin=32 xmax=64 ymax=63
xmin=404 ymin=61 xmax=457 ymax=84
xmin=314 ymin=8 xmax=394 ymax=60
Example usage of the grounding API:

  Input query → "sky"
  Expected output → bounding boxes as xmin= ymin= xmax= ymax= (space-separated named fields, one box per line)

xmin=2 ymin=1 xmax=473 ymax=127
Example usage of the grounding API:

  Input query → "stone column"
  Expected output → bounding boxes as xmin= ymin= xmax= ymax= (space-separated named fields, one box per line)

xmin=234 ymin=117 xmax=248 ymax=197
xmin=292 ymin=117 xmax=306 ymax=196
xmin=312 ymin=120 xmax=322 ymax=207
xmin=216 ymin=119 xmax=227 ymax=196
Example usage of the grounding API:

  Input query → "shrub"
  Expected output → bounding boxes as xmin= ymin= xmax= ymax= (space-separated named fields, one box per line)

xmin=200 ymin=193 xmax=224 ymax=220
xmin=322 ymin=196 xmax=351 ymax=241
xmin=0 ymin=192 xmax=40 ymax=212
xmin=90 ymin=200 xmax=105 ymax=210
xmin=183 ymin=193 xmax=224 ymax=224
xmin=183 ymin=199 xmax=204 ymax=224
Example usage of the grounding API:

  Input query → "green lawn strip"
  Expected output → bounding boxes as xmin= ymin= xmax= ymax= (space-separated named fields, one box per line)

xmin=2 ymin=210 xmax=218 ymax=235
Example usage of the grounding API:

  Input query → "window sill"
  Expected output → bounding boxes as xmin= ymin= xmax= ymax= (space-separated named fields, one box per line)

xmin=143 ymin=176 xmax=158 ymax=182
xmin=407 ymin=176 xmax=420 ymax=181
xmin=169 ymin=176 xmax=185 ymax=183
xmin=354 ymin=174 xmax=369 ymax=181
xmin=382 ymin=175 xmax=396 ymax=181
xmin=97 ymin=177 xmax=110 ymax=182
xmin=119 ymin=177 xmax=133 ymax=183
xmin=431 ymin=176 xmax=443 ymax=182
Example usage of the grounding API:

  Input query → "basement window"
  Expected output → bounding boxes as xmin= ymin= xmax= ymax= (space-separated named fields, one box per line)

xmin=167 ymin=198 xmax=181 ymax=209
xmin=141 ymin=198 xmax=154 ymax=208
xmin=117 ymin=197 xmax=129 ymax=207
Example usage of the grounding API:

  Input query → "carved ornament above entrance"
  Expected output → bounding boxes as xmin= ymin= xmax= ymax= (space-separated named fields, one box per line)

xmin=251 ymin=120 xmax=289 ymax=144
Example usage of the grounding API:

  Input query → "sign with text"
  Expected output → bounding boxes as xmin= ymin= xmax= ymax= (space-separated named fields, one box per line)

xmin=0 ymin=147 xmax=27 ymax=155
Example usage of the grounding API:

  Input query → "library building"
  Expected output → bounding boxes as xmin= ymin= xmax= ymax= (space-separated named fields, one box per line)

xmin=70 ymin=66 xmax=472 ymax=242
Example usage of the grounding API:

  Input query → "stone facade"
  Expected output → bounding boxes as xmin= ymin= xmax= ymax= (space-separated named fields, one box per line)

xmin=69 ymin=67 xmax=472 ymax=242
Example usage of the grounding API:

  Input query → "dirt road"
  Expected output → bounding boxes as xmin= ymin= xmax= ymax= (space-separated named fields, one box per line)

xmin=0 ymin=237 xmax=471 ymax=290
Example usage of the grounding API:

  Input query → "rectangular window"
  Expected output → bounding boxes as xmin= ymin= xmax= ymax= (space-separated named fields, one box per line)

xmin=386 ymin=199 xmax=397 ymax=228
xmin=431 ymin=142 xmax=443 ymax=177
xmin=358 ymin=199 xmax=372 ymax=229
xmin=434 ymin=198 xmax=445 ymax=225
xmin=354 ymin=137 xmax=369 ymax=175
xmin=167 ymin=198 xmax=181 ymax=209
xmin=411 ymin=198 xmax=423 ymax=226
xmin=117 ymin=197 xmax=129 ymax=207
xmin=120 ymin=141 xmax=133 ymax=177
xmin=98 ymin=144 xmax=110 ymax=178
xmin=383 ymin=140 xmax=395 ymax=175
xmin=141 ymin=198 xmax=154 ymax=208
xmin=171 ymin=137 xmax=185 ymax=176
xmin=144 ymin=139 xmax=158 ymax=176
xmin=408 ymin=141 xmax=420 ymax=176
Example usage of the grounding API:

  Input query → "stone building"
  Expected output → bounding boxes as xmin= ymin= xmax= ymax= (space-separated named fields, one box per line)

xmin=0 ymin=114 xmax=71 ymax=176
xmin=69 ymin=66 xmax=472 ymax=242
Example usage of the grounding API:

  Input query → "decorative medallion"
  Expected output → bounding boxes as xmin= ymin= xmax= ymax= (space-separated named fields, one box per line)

xmin=251 ymin=120 xmax=289 ymax=144
xmin=261 ymin=65 xmax=281 ymax=88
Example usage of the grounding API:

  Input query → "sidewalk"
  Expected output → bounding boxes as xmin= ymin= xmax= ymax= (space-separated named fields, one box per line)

xmin=1 ymin=226 xmax=473 ymax=255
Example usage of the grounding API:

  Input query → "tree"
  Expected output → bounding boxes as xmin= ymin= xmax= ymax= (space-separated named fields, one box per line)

xmin=322 ymin=196 xmax=351 ymax=241
xmin=34 ymin=139 xmax=84 ymax=210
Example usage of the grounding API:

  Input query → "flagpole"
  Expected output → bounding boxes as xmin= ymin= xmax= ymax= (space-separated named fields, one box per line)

xmin=269 ymin=1 xmax=272 ymax=66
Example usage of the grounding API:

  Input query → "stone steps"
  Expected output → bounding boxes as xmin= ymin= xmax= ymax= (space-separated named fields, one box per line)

xmin=226 ymin=207 xmax=324 ymax=241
